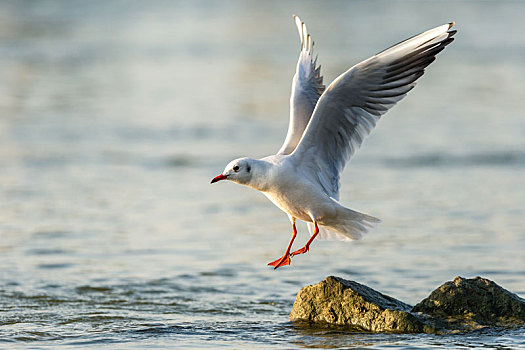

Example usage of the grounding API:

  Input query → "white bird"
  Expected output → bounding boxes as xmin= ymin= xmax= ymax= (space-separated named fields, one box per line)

xmin=211 ymin=16 xmax=456 ymax=269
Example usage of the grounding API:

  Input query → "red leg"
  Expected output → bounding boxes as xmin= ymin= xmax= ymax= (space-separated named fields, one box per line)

xmin=268 ymin=222 xmax=297 ymax=269
xmin=291 ymin=221 xmax=319 ymax=257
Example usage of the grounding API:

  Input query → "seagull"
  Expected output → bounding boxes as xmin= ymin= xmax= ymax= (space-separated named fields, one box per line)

xmin=211 ymin=16 xmax=456 ymax=269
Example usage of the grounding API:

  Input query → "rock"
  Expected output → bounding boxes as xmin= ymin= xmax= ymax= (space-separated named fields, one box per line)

xmin=289 ymin=276 xmax=437 ymax=333
xmin=290 ymin=276 xmax=525 ymax=334
xmin=412 ymin=276 xmax=525 ymax=330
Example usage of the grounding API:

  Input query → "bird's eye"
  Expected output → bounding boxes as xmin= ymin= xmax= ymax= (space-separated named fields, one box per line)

xmin=233 ymin=165 xmax=240 ymax=172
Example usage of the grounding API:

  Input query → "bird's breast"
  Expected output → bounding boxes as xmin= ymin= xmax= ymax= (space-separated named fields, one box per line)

xmin=262 ymin=175 xmax=335 ymax=222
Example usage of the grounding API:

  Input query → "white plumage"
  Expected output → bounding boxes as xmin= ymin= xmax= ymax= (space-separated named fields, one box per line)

xmin=211 ymin=16 xmax=456 ymax=268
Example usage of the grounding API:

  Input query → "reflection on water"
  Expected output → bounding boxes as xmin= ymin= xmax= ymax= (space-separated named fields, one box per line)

xmin=1 ymin=0 xmax=524 ymax=348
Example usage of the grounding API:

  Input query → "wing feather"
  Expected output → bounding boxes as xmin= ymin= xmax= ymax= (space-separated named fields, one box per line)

xmin=277 ymin=15 xmax=325 ymax=155
xmin=290 ymin=23 xmax=456 ymax=199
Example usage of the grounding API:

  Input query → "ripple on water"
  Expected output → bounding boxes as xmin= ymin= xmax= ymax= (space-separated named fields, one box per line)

xmin=383 ymin=151 xmax=525 ymax=168
xmin=37 ymin=263 xmax=75 ymax=269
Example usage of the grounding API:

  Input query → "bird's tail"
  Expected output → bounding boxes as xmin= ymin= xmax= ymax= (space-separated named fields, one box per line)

xmin=308 ymin=207 xmax=380 ymax=241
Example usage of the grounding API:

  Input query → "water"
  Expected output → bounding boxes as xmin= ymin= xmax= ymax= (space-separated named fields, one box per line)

xmin=1 ymin=0 xmax=524 ymax=348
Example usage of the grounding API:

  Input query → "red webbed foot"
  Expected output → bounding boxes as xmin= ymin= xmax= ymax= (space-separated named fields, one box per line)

xmin=267 ymin=254 xmax=291 ymax=269
xmin=268 ymin=221 xmax=298 ymax=269
xmin=290 ymin=246 xmax=309 ymax=257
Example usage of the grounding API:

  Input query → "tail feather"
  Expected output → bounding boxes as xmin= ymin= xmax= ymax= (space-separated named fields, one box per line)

xmin=308 ymin=207 xmax=380 ymax=242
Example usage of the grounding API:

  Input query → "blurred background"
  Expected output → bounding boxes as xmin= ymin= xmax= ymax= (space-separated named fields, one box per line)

xmin=1 ymin=0 xmax=524 ymax=348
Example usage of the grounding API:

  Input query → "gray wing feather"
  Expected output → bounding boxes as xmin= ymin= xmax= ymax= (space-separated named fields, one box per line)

xmin=277 ymin=15 xmax=325 ymax=155
xmin=290 ymin=23 xmax=456 ymax=199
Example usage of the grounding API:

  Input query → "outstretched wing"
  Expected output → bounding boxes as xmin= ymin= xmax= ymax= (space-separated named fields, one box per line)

xmin=290 ymin=23 xmax=456 ymax=199
xmin=277 ymin=15 xmax=325 ymax=155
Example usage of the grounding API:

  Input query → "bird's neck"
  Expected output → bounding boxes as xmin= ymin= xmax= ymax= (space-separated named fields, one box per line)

xmin=246 ymin=159 xmax=272 ymax=192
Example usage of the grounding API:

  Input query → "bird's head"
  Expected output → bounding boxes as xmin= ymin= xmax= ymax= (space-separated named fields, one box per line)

xmin=211 ymin=157 xmax=254 ymax=186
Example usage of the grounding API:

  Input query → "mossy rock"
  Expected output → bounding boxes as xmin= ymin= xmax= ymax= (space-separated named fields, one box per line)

xmin=290 ymin=276 xmax=525 ymax=334
xmin=289 ymin=276 xmax=436 ymax=333
xmin=412 ymin=276 xmax=525 ymax=330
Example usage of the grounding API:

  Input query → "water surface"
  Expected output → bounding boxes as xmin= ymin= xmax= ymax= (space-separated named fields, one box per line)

xmin=1 ymin=0 xmax=524 ymax=348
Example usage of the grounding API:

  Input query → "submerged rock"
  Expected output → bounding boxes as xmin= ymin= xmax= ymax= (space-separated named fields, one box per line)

xmin=290 ymin=276 xmax=525 ymax=334
xmin=289 ymin=276 xmax=436 ymax=333
xmin=412 ymin=276 xmax=525 ymax=330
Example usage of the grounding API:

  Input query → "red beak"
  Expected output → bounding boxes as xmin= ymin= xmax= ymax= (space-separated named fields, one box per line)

xmin=210 ymin=174 xmax=228 ymax=184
